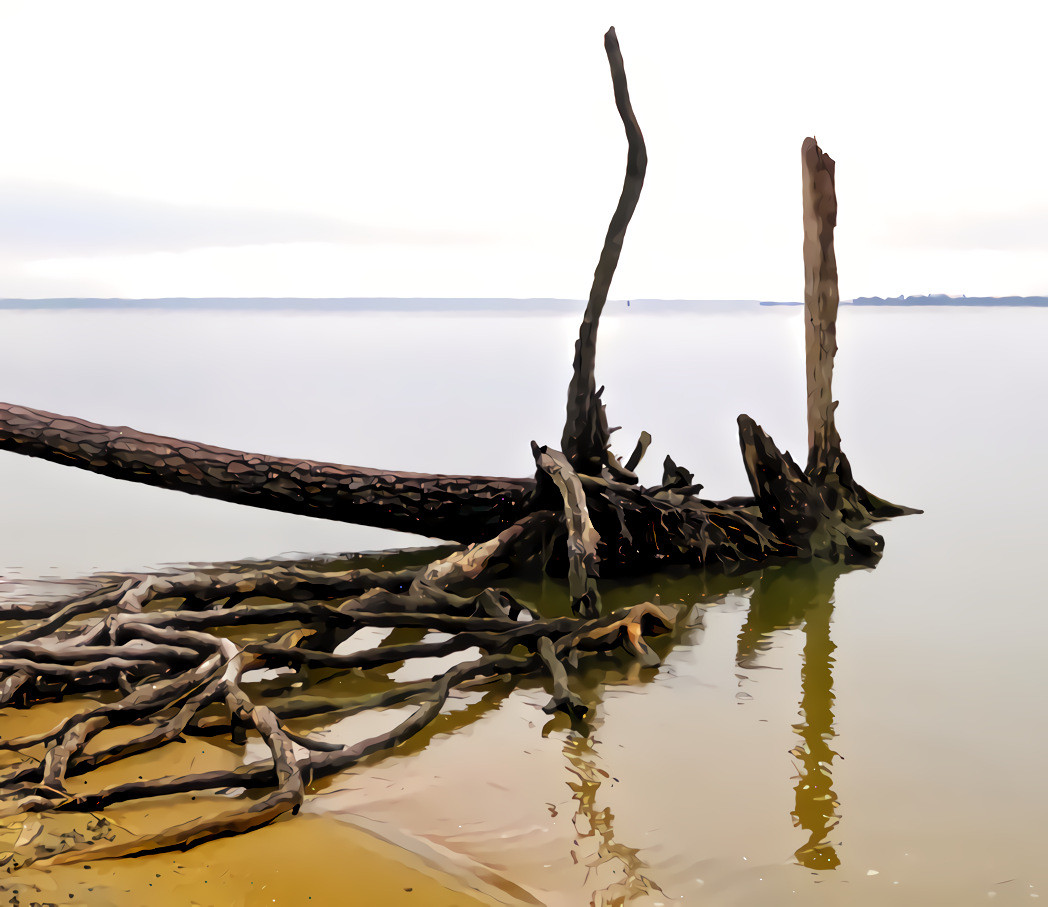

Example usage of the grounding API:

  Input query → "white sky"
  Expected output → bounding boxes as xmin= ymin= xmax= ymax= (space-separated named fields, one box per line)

xmin=1 ymin=0 xmax=1046 ymax=300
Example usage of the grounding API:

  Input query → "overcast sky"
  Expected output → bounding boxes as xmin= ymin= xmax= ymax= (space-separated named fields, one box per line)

xmin=1 ymin=1 xmax=1046 ymax=300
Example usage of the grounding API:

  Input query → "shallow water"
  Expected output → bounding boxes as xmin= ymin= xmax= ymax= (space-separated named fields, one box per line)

xmin=1 ymin=300 xmax=1046 ymax=904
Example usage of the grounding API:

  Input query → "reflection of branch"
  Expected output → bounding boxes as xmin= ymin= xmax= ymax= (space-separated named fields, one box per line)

xmin=562 ymin=726 xmax=662 ymax=906
xmin=737 ymin=562 xmax=848 ymax=870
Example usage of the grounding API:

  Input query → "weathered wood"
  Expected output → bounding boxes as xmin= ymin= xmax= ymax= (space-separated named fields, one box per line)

xmin=737 ymin=414 xmax=884 ymax=562
xmin=735 ymin=140 xmax=918 ymax=558
xmin=561 ymin=27 xmax=647 ymax=473
xmin=0 ymin=401 xmax=533 ymax=543
xmin=533 ymin=444 xmax=601 ymax=615
xmin=802 ymin=136 xmax=841 ymax=468
xmin=0 ymin=393 xmax=821 ymax=574
xmin=798 ymin=137 xmax=920 ymax=520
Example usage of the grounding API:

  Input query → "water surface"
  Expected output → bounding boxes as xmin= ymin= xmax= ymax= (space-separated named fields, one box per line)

xmin=1 ymin=300 xmax=1045 ymax=904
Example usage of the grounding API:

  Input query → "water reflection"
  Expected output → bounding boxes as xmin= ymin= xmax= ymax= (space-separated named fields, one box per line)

xmin=537 ymin=558 xmax=854 ymax=888
xmin=530 ymin=559 xmax=856 ymax=902
xmin=0 ymin=548 xmax=862 ymax=897
xmin=738 ymin=562 xmax=848 ymax=870
xmin=561 ymin=720 xmax=663 ymax=906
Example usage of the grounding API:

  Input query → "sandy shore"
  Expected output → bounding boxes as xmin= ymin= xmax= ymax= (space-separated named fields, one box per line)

xmin=1 ymin=813 xmax=507 ymax=906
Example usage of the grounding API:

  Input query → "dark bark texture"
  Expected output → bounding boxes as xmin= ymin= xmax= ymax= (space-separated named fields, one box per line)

xmin=0 ymin=402 xmax=534 ymax=543
xmin=561 ymin=27 xmax=648 ymax=475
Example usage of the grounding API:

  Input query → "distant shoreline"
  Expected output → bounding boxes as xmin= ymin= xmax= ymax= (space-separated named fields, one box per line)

xmin=851 ymin=294 xmax=1048 ymax=307
xmin=1 ymin=295 xmax=1045 ymax=309
xmin=0 ymin=297 xmax=767 ymax=311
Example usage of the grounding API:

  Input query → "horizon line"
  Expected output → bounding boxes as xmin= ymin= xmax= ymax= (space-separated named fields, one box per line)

xmin=2 ymin=294 xmax=1047 ymax=308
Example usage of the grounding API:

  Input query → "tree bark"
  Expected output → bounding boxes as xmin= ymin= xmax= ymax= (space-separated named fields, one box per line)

xmin=0 ymin=401 xmax=533 ymax=543
xmin=802 ymin=136 xmax=841 ymax=467
xmin=797 ymin=137 xmax=919 ymax=519
xmin=561 ymin=26 xmax=647 ymax=474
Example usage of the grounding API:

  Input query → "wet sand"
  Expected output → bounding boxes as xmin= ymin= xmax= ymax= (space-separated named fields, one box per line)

xmin=1 ymin=813 xmax=504 ymax=906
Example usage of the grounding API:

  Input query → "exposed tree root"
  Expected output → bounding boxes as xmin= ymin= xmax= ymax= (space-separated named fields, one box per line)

xmin=0 ymin=532 xmax=676 ymax=868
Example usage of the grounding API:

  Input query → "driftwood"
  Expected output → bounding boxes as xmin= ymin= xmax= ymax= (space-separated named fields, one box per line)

xmin=0 ymin=402 xmax=532 ymax=543
xmin=0 ymin=28 xmax=917 ymax=869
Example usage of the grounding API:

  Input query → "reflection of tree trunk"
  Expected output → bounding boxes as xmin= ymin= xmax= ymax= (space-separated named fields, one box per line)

xmin=791 ymin=591 xmax=839 ymax=869
xmin=737 ymin=563 xmax=843 ymax=870
xmin=561 ymin=721 xmax=662 ymax=905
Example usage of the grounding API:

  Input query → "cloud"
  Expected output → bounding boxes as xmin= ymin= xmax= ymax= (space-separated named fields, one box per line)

xmin=0 ymin=181 xmax=485 ymax=257
xmin=878 ymin=209 xmax=1048 ymax=251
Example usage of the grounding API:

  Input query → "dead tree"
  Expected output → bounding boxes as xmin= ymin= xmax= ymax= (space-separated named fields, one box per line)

xmin=0 ymin=28 xmax=916 ymax=868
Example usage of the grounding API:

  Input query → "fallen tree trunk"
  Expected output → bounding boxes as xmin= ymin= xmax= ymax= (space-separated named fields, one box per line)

xmin=0 ymin=402 xmax=534 ymax=543
xmin=0 ymin=45 xmax=911 ymax=578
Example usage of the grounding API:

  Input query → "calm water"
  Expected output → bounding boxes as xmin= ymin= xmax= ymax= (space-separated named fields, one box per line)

xmin=1 ymin=301 xmax=1046 ymax=904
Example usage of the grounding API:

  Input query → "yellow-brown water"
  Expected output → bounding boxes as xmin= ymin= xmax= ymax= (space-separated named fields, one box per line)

xmin=2 ymin=302 xmax=1046 ymax=904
